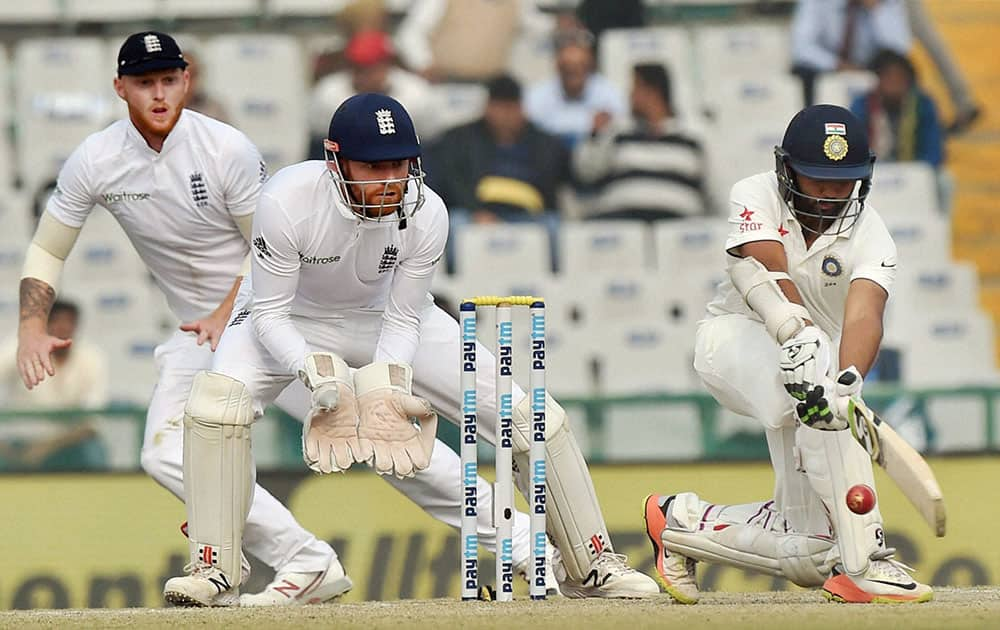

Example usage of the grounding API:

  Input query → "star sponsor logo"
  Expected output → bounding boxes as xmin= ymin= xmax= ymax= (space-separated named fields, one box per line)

xmin=739 ymin=207 xmax=754 ymax=222
xmin=778 ymin=225 xmax=789 ymax=237
xmin=738 ymin=206 xmax=762 ymax=233
xmin=101 ymin=190 xmax=151 ymax=204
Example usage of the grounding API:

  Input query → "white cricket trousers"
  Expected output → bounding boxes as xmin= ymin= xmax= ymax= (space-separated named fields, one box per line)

xmin=693 ymin=314 xmax=828 ymax=535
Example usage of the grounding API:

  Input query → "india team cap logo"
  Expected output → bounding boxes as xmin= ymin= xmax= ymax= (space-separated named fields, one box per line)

xmin=823 ymin=122 xmax=849 ymax=161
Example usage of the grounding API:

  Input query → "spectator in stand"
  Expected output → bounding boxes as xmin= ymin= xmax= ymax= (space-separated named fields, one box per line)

xmin=573 ymin=64 xmax=707 ymax=221
xmin=525 ymin=29 xmax=626 ymax=149
xmin=308 ymin=30 xmax=435 ymax=159
xmin=426 ymin=74 xmax=569 ymax=223
xmin=0 ymin=300 xmax=109 ymax=471
xmin=394 ymin=0 xmax=553 ymax=83
xmin=850 ymin=49 xmax=944 ymax=168
xmin=791 ymin=0 xmax=910 ymax=106
xmin=183 ymin=49 xmax=229 ymax=123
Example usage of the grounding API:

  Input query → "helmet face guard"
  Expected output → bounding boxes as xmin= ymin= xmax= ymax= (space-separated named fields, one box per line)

xmin=775 ymin=146 xmax=874 ymax=236
xmin=324 ymin=139 xmax=425 ymax=224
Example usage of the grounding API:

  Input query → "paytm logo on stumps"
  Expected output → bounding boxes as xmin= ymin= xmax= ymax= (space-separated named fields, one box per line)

xmin=498 ymin=320 xmax=513 ymax=377
xmin=463 ymin=462 xmax=478 ymax=516
xmin=462 ymin=317 xmax=476 ymax=372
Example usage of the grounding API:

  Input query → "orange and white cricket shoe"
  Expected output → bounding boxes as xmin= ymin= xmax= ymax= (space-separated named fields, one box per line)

xmin=643 ymin=494 xmax=699 ymax=604
xmin=823 ymin=550 xmax=932 ymax=604
xmin=240 ymin=555 xmax=353 ymax=607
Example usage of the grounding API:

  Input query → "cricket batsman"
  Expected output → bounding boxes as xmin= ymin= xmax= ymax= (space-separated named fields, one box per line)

xmin=643 ymin=104 xmax=933 ymax=604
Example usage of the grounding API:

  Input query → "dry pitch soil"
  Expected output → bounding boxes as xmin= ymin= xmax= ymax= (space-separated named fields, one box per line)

xmin=0 ymin=588 xmax=998 ymax=629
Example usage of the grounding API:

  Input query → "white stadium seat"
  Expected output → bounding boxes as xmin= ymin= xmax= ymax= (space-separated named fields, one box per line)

xmin=426 ymin=83 xmax=488 ymax=140
xmin=62 ymin=207 xmax=147 ymax=286
xmin=63 ymin=0 xmax=158 ymax=21
xmin=703 ymin=123 xmax=785 ymax=213
xmin=599 ymin=27 xmax=700 ymax=122
xmin=163 ymin=0 xmax=259 ymax=18
xmin=453 ymin=222 xmax=551 ymax=280
xmin=813 ymin=70 xmax=877 ymax=108
xmin=661 ymin=270 xmax=724 ymax=336
xmin=203 ymin=35 xmax=308 ymax=170
xmin=867 ymin=162 xmax=940 ymax=218
xmin=654 ymin=217 xmax=730 ymax=275
xmin=693 ymin=23 xmax=789 ymax=88
xmin=893 ymin=261 xmax=979 ymax=314
xmin=558 ymin=220 xmax=651 ymax=275
xmin=703 ymin=74 xmax=801 ymax=129
xmin=896 ymin=310 xmax=999 ymax=388
xmin=880 ymin=212 xmax=950 ymax=266
xmin=0 ymin=1 xmax=61 ymax=22
xmin=573 ymin=270 xmax=664 ymax=330
xmin=267 ymin=0 xmax=352 ymax=17
xmin=598 ymin=320 xmax=696 ymax=395
xmin=0 ymin=48 xmax=13 ymax=191
xmin=14 ymin=38 xmax=115 ymax=196
xmin=0 ymin=191 xmax=31 ymax=287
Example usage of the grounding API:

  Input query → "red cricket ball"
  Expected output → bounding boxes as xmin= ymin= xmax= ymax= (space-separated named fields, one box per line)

xmin=846 ymin=484 xmax=877 ymax=515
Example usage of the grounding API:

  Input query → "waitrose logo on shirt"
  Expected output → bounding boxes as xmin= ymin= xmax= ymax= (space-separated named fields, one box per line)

xmin=102 ymin=191 xmax=151 ymax=203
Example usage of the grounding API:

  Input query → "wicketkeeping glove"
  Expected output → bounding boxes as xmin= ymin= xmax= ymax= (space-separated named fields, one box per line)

xmin=298 ymin=352 xmax=362 ymax=474
xmin=353 ymin=362 xmax=438 ymax=479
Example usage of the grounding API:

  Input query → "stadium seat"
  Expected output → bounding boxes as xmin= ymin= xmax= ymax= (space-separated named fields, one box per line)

xmin=14 ymin=38 xmax=115 ymax=197
xmin=0 ymin=48 xmax=12 ymax=191
xmin=813 ymin=70 xmax=877 ymax=108
xmin=426 ymin=83 xmax=489 ymax=140
xmin=703 ymin=74 xmax=802 ymax=129
xmin=598 ymin=320 xmax=697 ymax=395
xmin=453 ymin=222 xmax=551 ymax=279
xmin=267 ymin=0 xmax=353 ymax=17
xmin=163 ymin=0 xmax=259 ymax=18
xmin=880 ymin=211 xmax=950 ymax=265
xmin=895 ymin=310 xmax=999 ymax=388
xmin=693 ymin=23 xmax=789 ymax=89
xmin=866 ymin=162 xmax=940 ymax=218
xmin=0 ymin=1 xmax=61 ymax=23
xmin=63 ymin=0 xmax=158 ymax=21
xmin=203 ymin=35 xmax=308 ymax=170
xmin=572 ymin=270 xmax=664 ymax=330
xmin=62 ymin=208 xmax=147 ymax=286
xmin=653 ymin=217 xmax=730 ymax=276
xmin=0 ymin=191 xmax=31 ymax=288
xmin=660 ymin=270 xmax=724 ymax=336
xmin=703 ymin=123 xmax=785 ymax=213
xmin=598 ymin=27 xmax=700 ymax=122
xmin=892 ymin=260 xmax=979 ymax=314
xmin=558 ymin=220 xmax=651 ymax=275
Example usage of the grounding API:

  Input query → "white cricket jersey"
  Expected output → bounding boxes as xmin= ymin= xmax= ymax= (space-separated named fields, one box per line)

xmin=248 ymin=161 xmax=448 ymax=373
xmin=706 ymin=172 xmax=897 ymax=340
xmin=46 ymin=109 xmax=265 ymax=322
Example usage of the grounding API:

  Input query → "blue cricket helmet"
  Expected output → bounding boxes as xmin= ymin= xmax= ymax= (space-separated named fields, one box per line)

xmin=774 ymin=104 xmax=876 ymax=235
xmin=327 ymin=92 xmax=421 ymax=162
xmin=323 ymin=93 xmax=425 ymax=223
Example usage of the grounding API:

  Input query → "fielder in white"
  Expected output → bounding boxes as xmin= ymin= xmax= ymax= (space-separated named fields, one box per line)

xmin=642 ymin=104 xmax=933 ymax=604
xmin=16 ymin=31 xmax=546 ymax=607
xmin=164 ymin=93 xmax=658 ymax=606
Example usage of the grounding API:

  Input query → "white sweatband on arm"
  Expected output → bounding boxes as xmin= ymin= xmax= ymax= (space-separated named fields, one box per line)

xmin=20 ymin=213 xmax=82 ymax=290
xmin=730 ymin=256 xmax=811 ymax=344
xmin=233 ymin=213 xmax=254 ymax=277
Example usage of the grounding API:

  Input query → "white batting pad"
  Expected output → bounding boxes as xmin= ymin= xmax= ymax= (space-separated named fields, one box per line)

xmin=796 ymin=424 xmax=884 ymax=576
xmin=183 ymin=371 xmax=255 ymax=586
xmin=662 ymin=492 xmax=836 ymax=587
xmin=512 ymin=395 xmax=611 ymax=580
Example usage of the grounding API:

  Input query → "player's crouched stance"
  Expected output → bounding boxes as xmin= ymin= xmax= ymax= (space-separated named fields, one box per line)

xmin=643 ymin=105 xmax=932 ymax=605
xmin=165 ymin=93 xmax=657 ymax=605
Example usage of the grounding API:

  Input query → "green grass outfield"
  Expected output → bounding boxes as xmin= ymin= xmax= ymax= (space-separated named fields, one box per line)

xmin=1 ymin=588 xmax=997 ymax=630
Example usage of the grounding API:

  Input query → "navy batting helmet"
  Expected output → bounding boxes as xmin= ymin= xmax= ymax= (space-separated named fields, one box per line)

xmin=774 ymin=104 xmax=875 ymax=235
xmin=323 ymin=93 xmax=424 ymax=223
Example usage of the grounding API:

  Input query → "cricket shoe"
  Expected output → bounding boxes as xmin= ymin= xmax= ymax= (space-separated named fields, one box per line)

xmin=643 ymin=494 xmax=699 ymax=604
xmin=164 ymin=562 xmax=241 ymax=607
xmin=178 ymin=521 xmax=252 ymax=584
xmin=823 ymin=549 xmax=933 ymax=604
xmin=553 ymin=548 xmax=659 ymax=599
xmin=514 ymin=542 xmax=561 ymax=596
xmin=240 ymin=556 xmax=354 ymax=606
